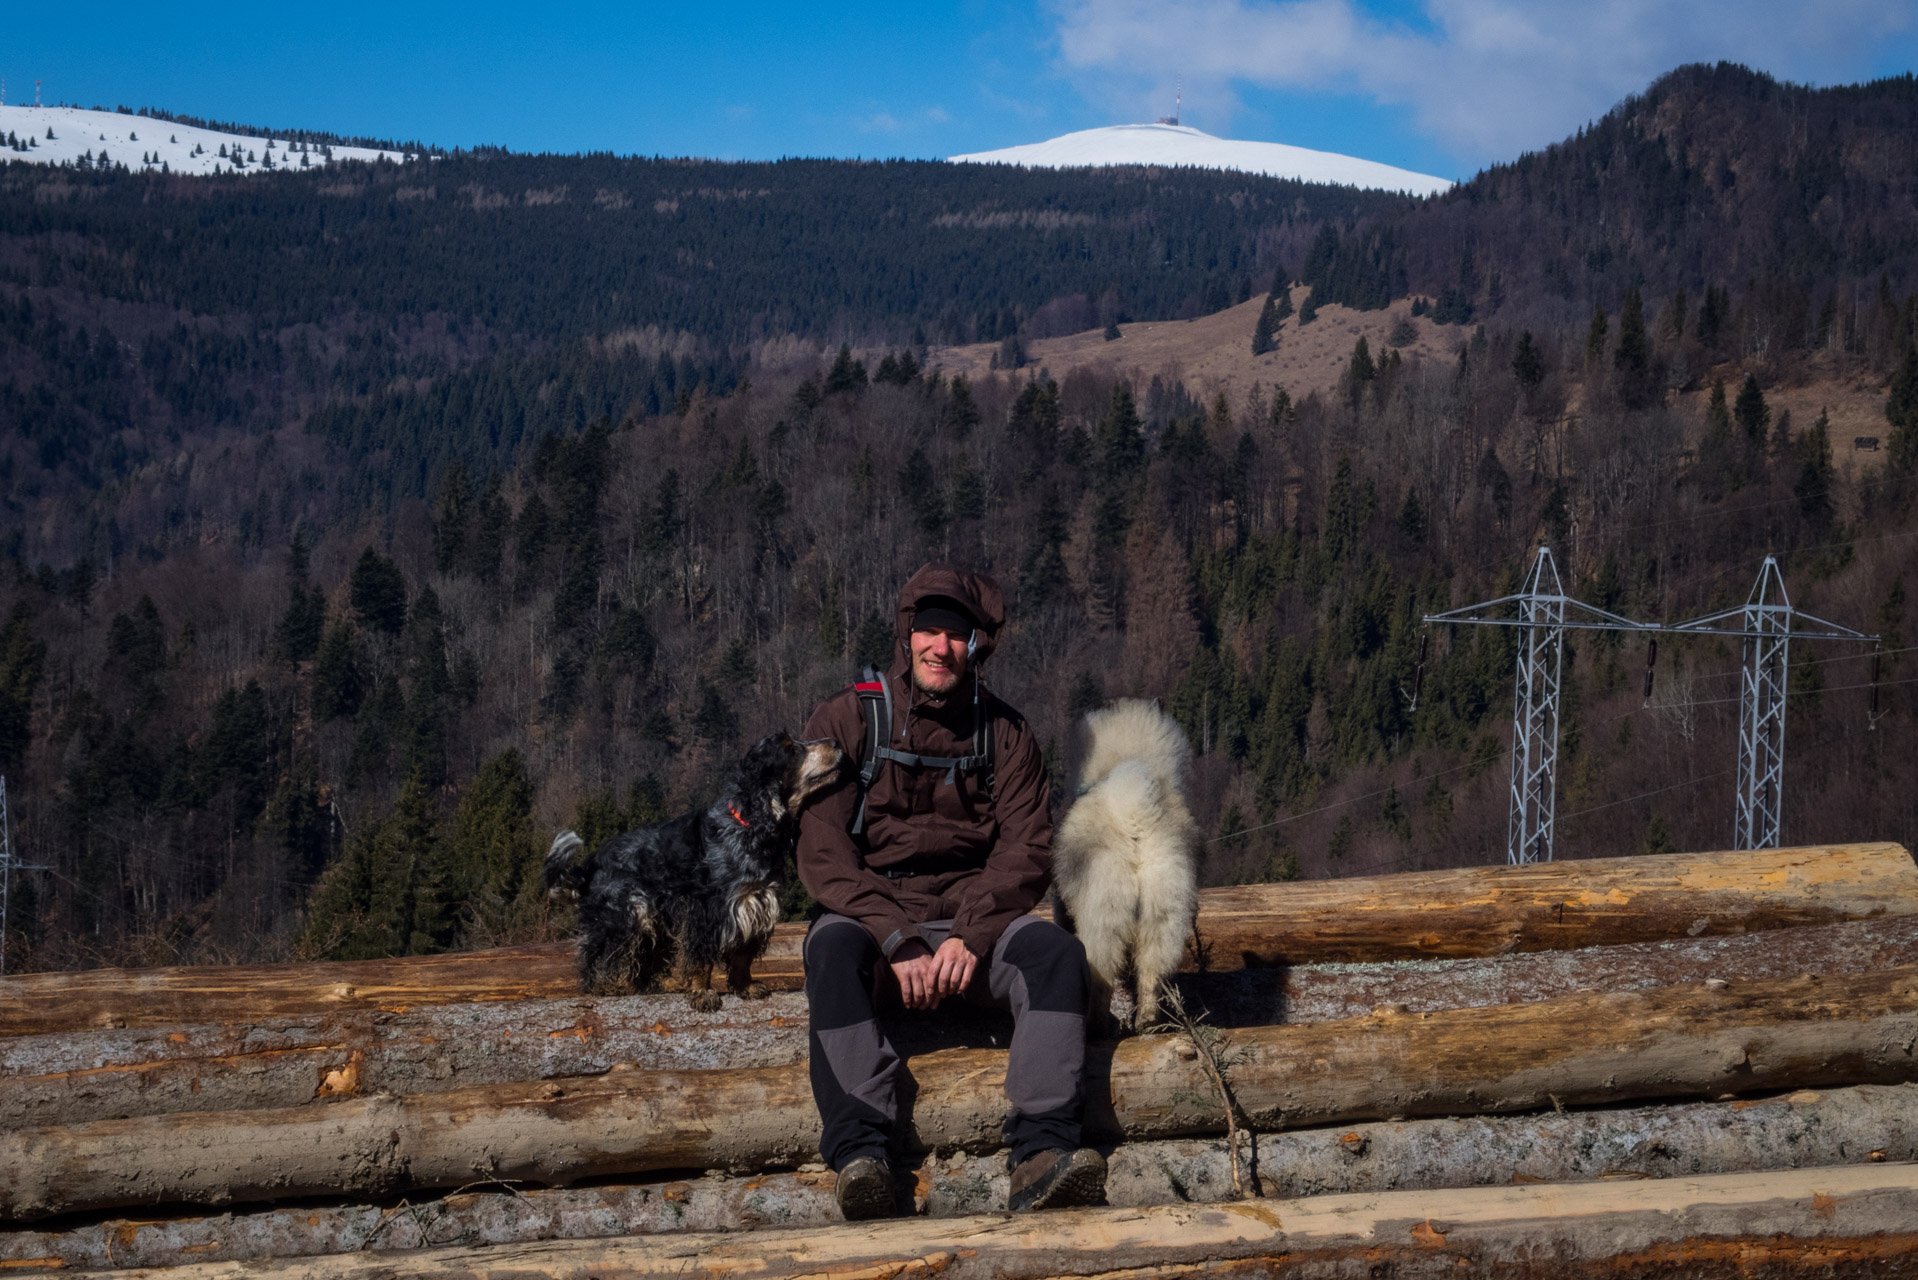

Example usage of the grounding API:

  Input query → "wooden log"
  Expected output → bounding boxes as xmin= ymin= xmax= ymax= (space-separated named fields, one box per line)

xmin=5 ymin=965 xmax=1916 ymax=1221
xmin=3 ymin=843 xmax=1911 ymax=1037
xmin=9 ymin=1084 xmax=1913 ymax=1273
xmin=1186 ymin=839 xmax=1918 ymax=967
xmin=51 ymin=1163 xmax=1918 ymax=1280
xmin=11 ymin=913 xmax=1918 ymax=1129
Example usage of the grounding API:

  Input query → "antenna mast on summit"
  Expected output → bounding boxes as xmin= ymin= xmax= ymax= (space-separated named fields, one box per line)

xmin=1158 ymin=80 xmax=1182 ymax=128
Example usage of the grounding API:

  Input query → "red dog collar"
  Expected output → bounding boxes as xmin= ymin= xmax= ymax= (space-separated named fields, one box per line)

xmin=728 ymin=804 xmax=751 ymax=828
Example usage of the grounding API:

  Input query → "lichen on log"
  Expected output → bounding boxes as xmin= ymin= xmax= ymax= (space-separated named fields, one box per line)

xmin=9 ymin=1085 xmax=1912 ymax=1273
xmin=6 ymin=966 xmax=1917 ymax=1221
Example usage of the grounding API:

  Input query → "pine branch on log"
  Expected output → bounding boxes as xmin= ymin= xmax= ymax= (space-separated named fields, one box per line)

xmin=5 ymin=966 xmax=1917 ymax=1221
xmin=42 ymin=1164 xmax=1918 ymax=1280
xmin=9 ymin=1085 xmax=1914 ymax=1272
xmin=3 ymin=843 xmax=1910 ymax=1037
xmin=10 ymin=912 xmax=1918 ymax=1130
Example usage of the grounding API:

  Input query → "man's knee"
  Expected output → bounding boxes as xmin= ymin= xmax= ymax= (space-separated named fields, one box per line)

xmin=805 ymin=917 xmax=880 ymax=1027
xmin=805 ymin=918 xmax=877 ymax=976
xmin=1001 ymin=919 xmax=1089 ymax=1013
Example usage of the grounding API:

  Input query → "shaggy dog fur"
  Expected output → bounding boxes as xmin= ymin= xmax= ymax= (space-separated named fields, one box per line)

xmin=545 ymin=732 xmax=845 ymax=1011
xmin=1052 ymin=700 xmax=1200 ymax=1030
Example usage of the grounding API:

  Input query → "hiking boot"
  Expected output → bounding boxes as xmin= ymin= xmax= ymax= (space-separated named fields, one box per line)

xmin=834 ymin=1155 xmax=895 ymax=1220
xmin=1008 ymin=1147 xmax=1107 ymax=1211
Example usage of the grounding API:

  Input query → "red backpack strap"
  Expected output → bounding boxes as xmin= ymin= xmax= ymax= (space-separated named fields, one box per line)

xmin=849 ymin=665 xmax=892 ymax=836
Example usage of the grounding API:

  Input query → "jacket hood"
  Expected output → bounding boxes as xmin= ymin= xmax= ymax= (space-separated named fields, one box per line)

xmin=889 ymin=563 xmax=1006 ymax=677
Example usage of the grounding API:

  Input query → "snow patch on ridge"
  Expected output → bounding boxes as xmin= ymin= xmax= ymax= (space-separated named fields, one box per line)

xmin=951 ymin=123 xmax=1450 ymax=197
xmin=0 ymin=105 xmax=412 ymax=176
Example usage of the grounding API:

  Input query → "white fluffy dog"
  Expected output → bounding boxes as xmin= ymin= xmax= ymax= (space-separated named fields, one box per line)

xmin=1052 ymin=699 xmax=1201 ymax=1030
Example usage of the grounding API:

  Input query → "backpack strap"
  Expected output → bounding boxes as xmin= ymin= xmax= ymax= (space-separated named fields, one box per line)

xmin=847 ymin=666 xmax=996 ymax=837
xmin=850 ymin=665 xmax=891 ymax=836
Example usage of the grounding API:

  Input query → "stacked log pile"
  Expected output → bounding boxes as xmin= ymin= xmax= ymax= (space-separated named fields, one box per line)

xmin=4 ymin=842 xmax=1918 ymax=1277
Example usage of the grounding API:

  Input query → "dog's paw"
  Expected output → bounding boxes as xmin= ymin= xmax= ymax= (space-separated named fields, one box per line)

xmin=735 ymin=981 xmax=770 ymax=1000
xmin=687 ymin=989 xmax=725 ymax=1013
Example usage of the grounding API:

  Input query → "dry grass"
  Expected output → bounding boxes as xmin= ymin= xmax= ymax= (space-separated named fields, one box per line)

xmin=930 ymin=288 xmax=1459 ymax=405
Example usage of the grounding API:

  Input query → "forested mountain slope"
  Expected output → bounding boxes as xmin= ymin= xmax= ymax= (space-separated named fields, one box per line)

xmin=0 ymin=65 xmax=1914 ymax=973
xmin=1307 ymin=63 xmax=1918 ymax=356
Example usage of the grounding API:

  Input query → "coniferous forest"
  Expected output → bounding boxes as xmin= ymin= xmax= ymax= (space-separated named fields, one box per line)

xmin=2 ymin=63 xmax=1917 ymax=971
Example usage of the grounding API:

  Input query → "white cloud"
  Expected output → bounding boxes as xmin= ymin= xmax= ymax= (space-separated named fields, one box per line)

xmin=1049 ymin=0 xmax=1917 ymax=167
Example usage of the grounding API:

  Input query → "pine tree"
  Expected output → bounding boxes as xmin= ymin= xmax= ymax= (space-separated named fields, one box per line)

xmin=1251 ymin=296 xmax=1280 ymax=355
xmin=312 ymin=620 xmax=366 ymax=722
xmin=823 ymin=345 xmax=868 ymax=394
xmin=1344 ymin=336 xmax=1376 ymax=410
xmin=1584 ymin=305 xmax=1609 ymax=368
xmin=431 ymin=460 xmax=472 ymax=575
xmin=943 ymin=375 xmax=980 ymax=436
xmin=898 ymin=447 xmax=947 ymax=537
xmin=1614 ymin=286 xmax=1651 ymax=405
xmin=471 ymin=473 xmax=510 ymax=582
xmin=1325 ymin=456 xmax=1358 ymax=560
xmin=1396 ymin=486 xmax=1428 ymax=547
xmin=1268 ymin=386 xmax=1294 ymax=428
xmin=1696 ymin=284 xmax=1731 ymax=348
xmin=1888 ymin=347 xmax=1918 ymax=470
xmin=1704 ymin=378 xmax=1733 ymax=440
xmin=1795 ymin=408 xmax=1835 ymax=526
xmin=0 ymin=604 xmax=46 ymax=768
xmin=1734 ymin=373 xmax=1771 ymax=449
xmin=271 ymin=533 xmax=326 ymax=664
xmin=1512 ymin=329 xmax=1544 ymax=392
xmin=552 ymin=529 xmax=603 ymax=633
xmin=444 ymin=748 xmax=541 ymax=942
xmin=404 ymin=587 xmax=453 ymax=788
xmin=300 ymin=771 xmax=450 ymax=959
xmin=1296 ymin=289 xmax=1318 ymax=326
xmin=349 ymin=548 xmax=408 ymax=635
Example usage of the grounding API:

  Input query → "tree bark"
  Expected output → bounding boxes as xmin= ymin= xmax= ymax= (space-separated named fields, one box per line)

xmin=5 ymin=965 xmax=1916 ymax=1221
xmin=3 ymin=843 xmax=1909 ymax=1037
xmin=37 ymin=1163 xmax=1918 ymax=1280
xmin=9 ymin=1085 xmax=1915 ymax=1273
xmin=10 ymin=914 xmax=1918 ymax=1130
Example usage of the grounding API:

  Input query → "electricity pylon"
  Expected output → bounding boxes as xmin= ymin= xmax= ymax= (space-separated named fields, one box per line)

xmin=1665 ymin=556 xmax=1875 ymax=850
xmin=0 ymin=776 xmax=46 ymax=976
xmin=1424 ymin=547 xmax=1660 ymax=864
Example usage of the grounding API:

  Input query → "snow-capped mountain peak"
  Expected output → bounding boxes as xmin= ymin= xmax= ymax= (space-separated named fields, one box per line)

xmin=950 ymin=123 xmax=1450 ymax=197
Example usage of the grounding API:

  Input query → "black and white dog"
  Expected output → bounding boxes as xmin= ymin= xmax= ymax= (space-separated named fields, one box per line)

xmin=545 ymin=732 xmax=846 ymax=1011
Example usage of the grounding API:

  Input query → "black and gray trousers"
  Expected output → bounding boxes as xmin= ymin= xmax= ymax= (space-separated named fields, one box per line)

xmin=804 ymin=912 xmax=1089 ymax=1171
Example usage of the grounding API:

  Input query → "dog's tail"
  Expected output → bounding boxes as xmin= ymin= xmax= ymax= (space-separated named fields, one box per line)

xmin=545 ymin=829 xmax=589 ymax=898
xmin=1077 ymin=699 xmax=1191 ymax=795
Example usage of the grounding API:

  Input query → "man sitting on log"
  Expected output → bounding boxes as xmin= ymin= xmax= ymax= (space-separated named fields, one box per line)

xmin=797 ymin=563 xmax=1105 ymax=1219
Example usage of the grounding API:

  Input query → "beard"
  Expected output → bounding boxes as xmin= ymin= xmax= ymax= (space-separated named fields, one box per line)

xmin=911 ymin=657 xmax=965 ymax=697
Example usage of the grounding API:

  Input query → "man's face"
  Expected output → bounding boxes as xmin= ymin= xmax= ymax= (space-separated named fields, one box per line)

xmin=909 ymin=625 xmax=970 ymax=696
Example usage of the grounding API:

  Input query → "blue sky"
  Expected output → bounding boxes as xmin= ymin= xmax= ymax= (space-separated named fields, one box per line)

xmin=6 ymin=0 xmax=1916 ymax=182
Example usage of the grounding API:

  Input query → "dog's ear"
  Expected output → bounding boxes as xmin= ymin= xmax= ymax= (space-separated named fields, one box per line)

xmin=739 ymin=731 xmax=796 ymax=786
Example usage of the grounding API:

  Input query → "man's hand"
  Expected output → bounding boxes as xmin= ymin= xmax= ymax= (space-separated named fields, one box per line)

xmin=890 ymin=936 xmax=978 ymax=1009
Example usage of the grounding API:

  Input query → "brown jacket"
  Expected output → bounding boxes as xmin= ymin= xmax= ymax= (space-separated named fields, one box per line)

xmin=797 ymin=564 xmax=1054 ymax=960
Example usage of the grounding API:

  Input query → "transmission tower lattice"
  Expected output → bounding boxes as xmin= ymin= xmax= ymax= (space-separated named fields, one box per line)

xmin=1 ymin=778 xmax=35 ymax=976
xmin=1665 ymin=556 xmax=1875 ymax=850
xmin=1424 ymin=547 xmax=1659 ymax=865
